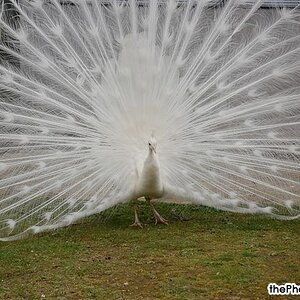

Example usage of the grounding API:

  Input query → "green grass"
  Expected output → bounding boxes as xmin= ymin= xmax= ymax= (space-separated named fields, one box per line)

xmin=0 ymin=202 xmax=299 ymax=299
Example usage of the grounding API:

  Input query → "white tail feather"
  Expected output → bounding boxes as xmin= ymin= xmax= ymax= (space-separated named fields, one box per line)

xmin=0 ymin=0 xmax=299 ymax=240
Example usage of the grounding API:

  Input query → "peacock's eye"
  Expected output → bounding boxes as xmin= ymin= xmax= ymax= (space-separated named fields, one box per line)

xmin=148 ymin=143 xmax=151 ymax=146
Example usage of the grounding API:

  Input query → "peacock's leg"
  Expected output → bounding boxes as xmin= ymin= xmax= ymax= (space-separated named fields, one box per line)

xmin=146 ymin=197 xmax=168 ymax=225
xmin=130 ymin=200 xmax=143 ymax=228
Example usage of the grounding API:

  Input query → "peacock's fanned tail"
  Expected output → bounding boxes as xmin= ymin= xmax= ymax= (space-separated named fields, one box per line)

xmin=0 ymin=0 xmax=299 ymax=240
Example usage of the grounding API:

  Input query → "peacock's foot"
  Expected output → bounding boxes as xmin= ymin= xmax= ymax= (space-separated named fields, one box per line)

xmin=153 ymin=210 xmax=168 ymax=225
xmin=130 ymin=201 xmax=143 ymax=228
xmin=146 ymin=197 xmax=168 ymax=225
xmin=129 ymin=221 xmax=143 ymax=229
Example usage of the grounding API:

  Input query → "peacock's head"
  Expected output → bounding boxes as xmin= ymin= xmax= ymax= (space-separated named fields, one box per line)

xmin=148 ymin=136 xmax=157 ymax=153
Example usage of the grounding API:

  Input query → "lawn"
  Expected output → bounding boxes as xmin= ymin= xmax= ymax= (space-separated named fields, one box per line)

xmin=0 ymin=202 xmax=299 ymax=300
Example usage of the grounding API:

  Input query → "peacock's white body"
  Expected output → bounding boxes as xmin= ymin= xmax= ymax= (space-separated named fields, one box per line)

xmin=0 ymin=0 xmax=299 ymax=240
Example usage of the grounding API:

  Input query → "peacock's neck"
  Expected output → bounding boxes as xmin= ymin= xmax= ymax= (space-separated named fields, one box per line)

xmin=135 ymin=149 xmax=163 ymax=198
xmin=146 ymin=148 xmax=156 ymax=162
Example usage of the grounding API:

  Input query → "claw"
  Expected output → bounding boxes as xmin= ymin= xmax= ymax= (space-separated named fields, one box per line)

xmin=153 ymin=210 xmax=168 ymax=225
xmin=129 ymin=221 xmax=143 ymax=229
